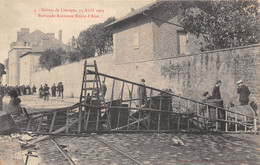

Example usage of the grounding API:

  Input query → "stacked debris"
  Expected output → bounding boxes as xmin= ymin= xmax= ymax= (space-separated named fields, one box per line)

xmin=0 ymin=111 xmax=19 ymax=135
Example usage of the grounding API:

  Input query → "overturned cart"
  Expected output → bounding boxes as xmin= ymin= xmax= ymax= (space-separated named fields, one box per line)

xmin=19 ymin=60 xmax=260 ymax=136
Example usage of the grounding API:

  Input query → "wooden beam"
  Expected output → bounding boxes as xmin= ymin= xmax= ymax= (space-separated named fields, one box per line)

xmin=127 ymin=84 xmax=134 ymax=130
xmin=49 ymin=111 xmax=57 ymax=133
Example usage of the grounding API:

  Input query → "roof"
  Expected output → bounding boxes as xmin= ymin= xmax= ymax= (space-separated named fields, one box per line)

xmin=19 ymin=30 xmax=47 ymax=43
xmin=15 ymin=29 xmax=69 ymax=51
xmin=106 ymin=0 xmax=164 ymax=27
xmin=20 ymin=51 xmax=43 ymax=58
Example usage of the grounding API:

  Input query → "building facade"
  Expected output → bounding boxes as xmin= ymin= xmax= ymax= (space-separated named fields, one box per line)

xmin=7 ymin=28 xmax=68 ymax=86
xmin=108 ymin=1 xmax=203 ymax=64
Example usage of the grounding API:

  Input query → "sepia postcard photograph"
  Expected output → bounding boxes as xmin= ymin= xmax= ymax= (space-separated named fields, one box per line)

xmin=0 ymin=0 xmax=259 ymax=164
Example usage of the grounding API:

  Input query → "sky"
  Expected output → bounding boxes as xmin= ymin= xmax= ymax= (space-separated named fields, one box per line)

xmin=0 ymin=0 xmax=154 ymax=64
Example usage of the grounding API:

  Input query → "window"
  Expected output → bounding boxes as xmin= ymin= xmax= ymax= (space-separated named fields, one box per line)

xmin=133 ymin=32 xmax=139 ymax=49
xmin=177 ymin=31 xmax=187 ymax=55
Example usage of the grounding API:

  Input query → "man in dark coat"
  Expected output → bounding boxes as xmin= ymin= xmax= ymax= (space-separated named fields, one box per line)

xmin=43 ymin=84 xmax=50 ymax=101
xmin=32 ymin=85 xmax=36 ymax=93
xmin=212 ymin=80 xmax=222 ymax=99
xmin=51 ymin=84 xmax=56 ymax=97
xmin=39 ymin=85 xmax=44 ymax=98
xmin=58 ymin=82 xmax=64 ymax=99
xmin=137 ymin=79 xmax=147 ymax=107
xmin=100 ymin=81 xmax=107 ymax=97
xmin=237 ymin=80 xmax=251 ymax=105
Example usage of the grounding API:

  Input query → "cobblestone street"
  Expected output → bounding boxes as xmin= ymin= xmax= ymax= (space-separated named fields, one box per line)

xmin=1 ymin=94 xmax=259 ymax=165
xmin=29 ymin=133 xmax=260 ymax=165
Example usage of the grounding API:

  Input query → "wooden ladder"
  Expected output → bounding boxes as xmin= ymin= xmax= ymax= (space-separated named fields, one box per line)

xmin=79 ymin=60 xmax=111 ymax=133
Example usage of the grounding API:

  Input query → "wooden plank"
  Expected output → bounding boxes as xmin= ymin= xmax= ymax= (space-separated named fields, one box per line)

xmin=85 ymin=109 xmax=91 ymax=131
xmin=158 ymin=96 xmax=162 ymax=131
xmin=177 ymin=115 xmax=180 ymax=131
xmin=49 ymin=111 xmax=57 ymax=133
xmin=127 ymin=84 xmax=134 ymax=130
xmin=244 ymin=116 xmax=247 ymax=132
xmin=83 ymin=100 xmax=87 ymax=130
xmin=96 ymin=109 xmax=100 ymax=131
xmin=77 ymin=107 xmax=82 ymax=134
xmin=235 ymin=113 xmax=237 ymax=132
xmin=117 ymin=82 xmax=124 ymax=128
xmin=36 ymin=115 xmax=43 ymax=133
xmin=113 ymin=116 xmax=149 ymax=131
xmin=225 ymin=110 xmax=228 ymax=132
xmin=137 ymin=110 xmax=141 ymax=130
xmin=148 ymin=89 xmax=153 ymax=130
xmin=28 ymin=118 xmax=79 ymax=146
xmin=66 ymin=109 xmax=70 ymax=134
xmin=167 ymin=98 xmax=170 ymax=130
xmin=79 ymin=60 xmax=86 ymax=103
xmin=178 ymin=96 xmax=181 ymax=113
xmin=26 ymin=116 xmax=32 ymax=132
xmin=110 ymin=79 xmax=115 ymax=106
xmin=216 ymin=108 xmax=218 ymax=130
xmin=196 ymin=102 xmax=200 ymax=131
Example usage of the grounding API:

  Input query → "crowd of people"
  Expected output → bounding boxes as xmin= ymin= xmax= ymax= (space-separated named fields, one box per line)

xmin=0 ymin=82 xmax=65 ymax=121
xmin=0 ymin=82 xmax=64 ymax=102
xmin=0 ymin=84 xmax=37 ymax=97
xmin=38 ymin=82 xmax=64 ymax=101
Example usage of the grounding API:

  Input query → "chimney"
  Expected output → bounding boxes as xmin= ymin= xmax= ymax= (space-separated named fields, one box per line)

xmin=17 ymin=28 xmax=30 ymax=41
xmin=58 ymin=30 xmax=62 ymax=42
xmin=47 ymin=33 xmax=55 ymax=39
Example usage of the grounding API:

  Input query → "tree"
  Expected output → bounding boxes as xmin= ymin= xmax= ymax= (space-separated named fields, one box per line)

xmin=39 ymin=49 xmax=65 ymax=71
xmin=177 ymin=0 xmax=259 ymax=51
xmin=66 ymin=49 xmax=83 ymax=62
xmin=77 ymin=17 xmax=115 ymax=58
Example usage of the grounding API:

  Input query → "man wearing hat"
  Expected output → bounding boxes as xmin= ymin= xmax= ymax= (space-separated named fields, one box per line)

xmin=212 ymin=80 xmax=222 ymax=99
xmin=237 ymin=80 xmax=251 ymax=105
xmin=137 ymin=79 xmax=147 ymax=107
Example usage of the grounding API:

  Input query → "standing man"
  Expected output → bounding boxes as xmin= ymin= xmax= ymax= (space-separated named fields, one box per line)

xmin=137 ymin=79 xmax=147 ymax=107
xmin=100 ymin=81 xmax=107 ymax=97
xmin=212 ymin=80 xmax=222 ymax=99
xmin=39 ymin=85 xmax=44 ymax=98
xmin=43 ymin=84 xmax=50 ymax=101
xmin=51 ymin=84 xmax=56 ymax=97
xmin=237 ymin=80 xmax=251 ymax=106
xmin=32 ymin=85 xmax=36 ymax=93
xmin=58 ymin=82 xmax=64 ymax=99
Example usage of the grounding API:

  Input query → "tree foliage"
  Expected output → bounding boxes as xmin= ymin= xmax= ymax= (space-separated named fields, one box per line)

xmin=39 ymin=48 xmax=66 ymax=71
xmin=177 ymin=0 xmax=260 ymax=51
xmin=66 ymin=49 xmax=83 ymax=62
xmin=77 ymin=17 xmax=115 ymax=58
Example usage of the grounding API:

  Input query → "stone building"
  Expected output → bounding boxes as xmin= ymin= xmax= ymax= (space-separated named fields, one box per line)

xmin=7 ymin=28 xmax=68 ymax=86
xmin=107 ymin=1 xmax=203 ymax=64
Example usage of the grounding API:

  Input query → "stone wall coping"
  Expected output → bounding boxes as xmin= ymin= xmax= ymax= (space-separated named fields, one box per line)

xmin=116 ymin=44 xmax=260 ymax=65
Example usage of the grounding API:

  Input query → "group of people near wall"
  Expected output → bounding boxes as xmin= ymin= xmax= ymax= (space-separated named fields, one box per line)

xmin=39 ymin=82 xmax=64 ymax=101
xmin=0 ymin=84 xmax=37 ymax=97
xmin=202 ymin=79 xmax=251 ymax=106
